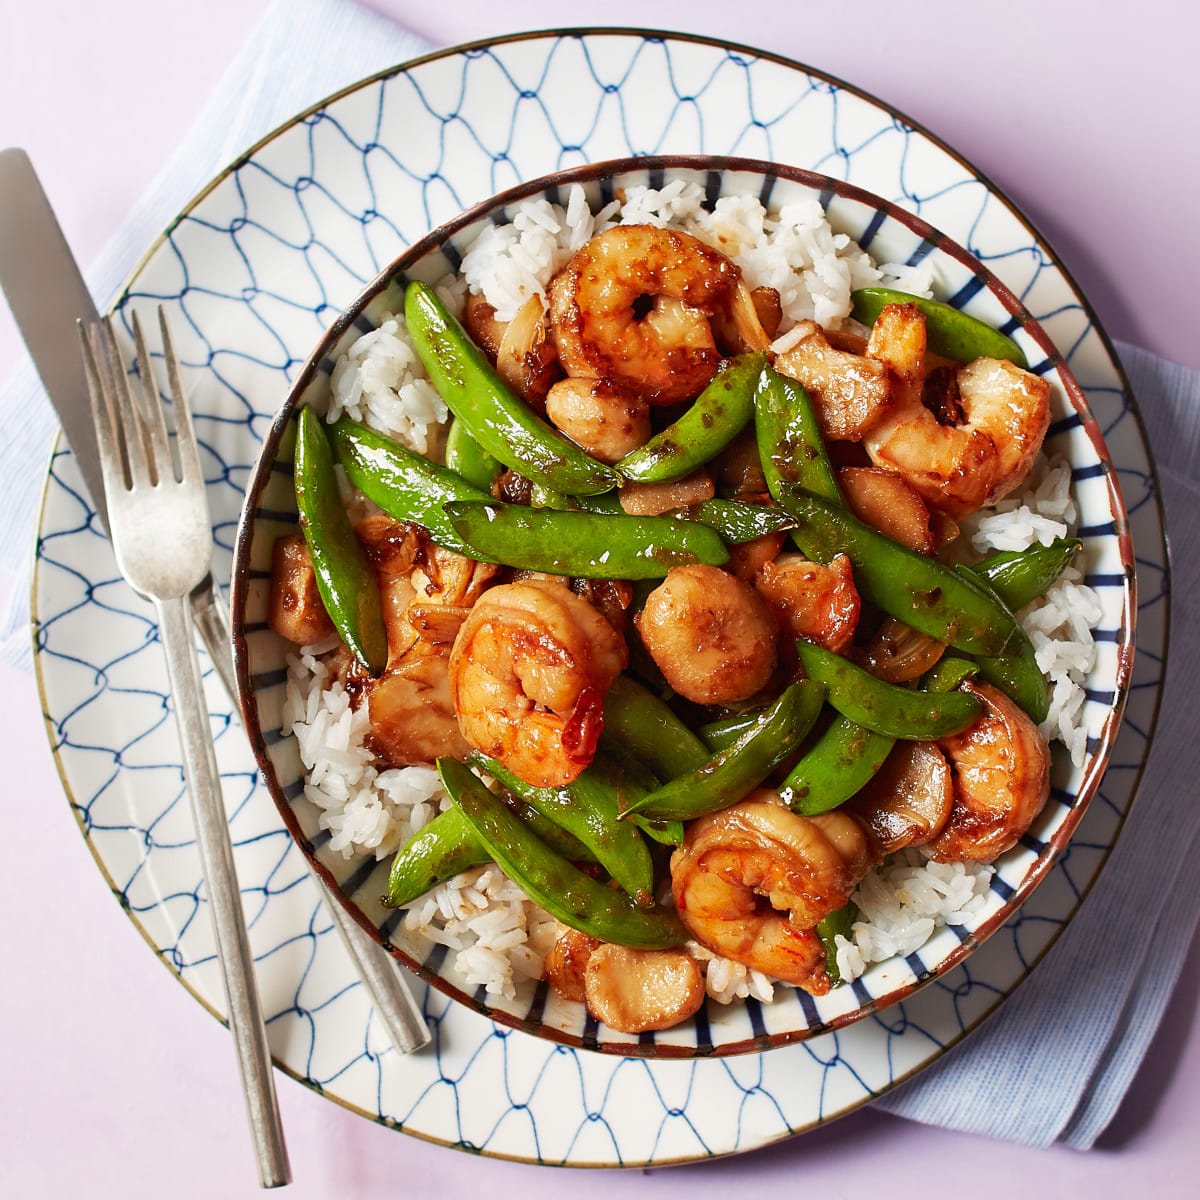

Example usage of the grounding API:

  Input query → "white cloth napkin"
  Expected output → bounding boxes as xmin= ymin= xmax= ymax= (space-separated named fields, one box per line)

xmin=2 ymin=0 xmax=1197 ymax=1152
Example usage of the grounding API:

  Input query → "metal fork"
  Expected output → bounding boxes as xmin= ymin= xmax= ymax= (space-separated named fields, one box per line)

xmin=80 ymin=310 xmax=291 ymax=1189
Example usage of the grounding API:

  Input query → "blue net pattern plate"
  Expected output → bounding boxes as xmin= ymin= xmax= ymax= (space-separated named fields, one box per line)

xmin=32 ymin=30 xmax=1166 ymax=1166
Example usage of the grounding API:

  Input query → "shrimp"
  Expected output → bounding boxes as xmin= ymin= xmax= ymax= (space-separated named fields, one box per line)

xmin=754 ymin=552 xmax=861 ymax=653
xmin=670 ymin=793 xmax=872 ymax=992
xmin=636 ymin=564 xmax=778 ymax=705
xmin=544 ymin=376 xmax=651 ymax=464
xmin=862 ymin=306 xmax=1051 ymax=518
xmin=927 ymin=681 xmax=1052 ymax=863
xmin=547 ymin=225 xmax=739 ymax=404
xmin=447 ymin=578 xmax=628 ymax=788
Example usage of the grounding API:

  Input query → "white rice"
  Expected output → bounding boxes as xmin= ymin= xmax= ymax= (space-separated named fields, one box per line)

xmin=284 ymin=184 xmax=1098 ymax=1005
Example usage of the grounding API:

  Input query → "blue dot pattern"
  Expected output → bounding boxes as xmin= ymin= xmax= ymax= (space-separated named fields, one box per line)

xmin=32 ymin=32 xmax=1164 ymax=1166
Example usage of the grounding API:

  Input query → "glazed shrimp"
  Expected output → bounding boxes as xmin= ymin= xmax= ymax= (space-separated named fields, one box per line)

xmin=754 ymin=552 xmax=861 ymax=653
xmin=863 ymin=306 xmax=1051 ymax=518
xmin=671 ymin=793 xmax=872 ymax=992
xmin=547 ymin=225 xmax=739 ymax=404
xmin=636 ymin=564 xmax=778 ymax=705
xmin=448 ymin=578 xmax=628 ymax=788
xmin=927 ymin=681 xmax=1052 ymax=863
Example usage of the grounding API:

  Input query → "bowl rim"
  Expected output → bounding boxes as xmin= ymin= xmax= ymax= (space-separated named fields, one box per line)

xmin=231 ymin=153 xmax=1136 ymax=1057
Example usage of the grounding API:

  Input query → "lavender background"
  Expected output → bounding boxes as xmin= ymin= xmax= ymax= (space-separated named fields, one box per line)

xmin=0 ymin=1 xmax=1196 ymax=1197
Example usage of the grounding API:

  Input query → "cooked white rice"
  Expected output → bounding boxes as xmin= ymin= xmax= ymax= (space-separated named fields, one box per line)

xmin=285 ymin=184 xmax=1097 ymax=1005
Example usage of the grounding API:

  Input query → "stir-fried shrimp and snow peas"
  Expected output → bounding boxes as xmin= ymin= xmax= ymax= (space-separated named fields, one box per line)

xmin=271 ymin=205 xmax=1072 ymax=1035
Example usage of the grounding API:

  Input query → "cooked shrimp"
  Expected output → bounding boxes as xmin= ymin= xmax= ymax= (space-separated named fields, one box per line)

xmin=754 ymin=552 xmax=860 ymax=653
xmin=448 ymin=578 xmax=628 ymax=788
xmin=544 ymin=376 xmax=651 ymax=464
xmin=636 ymin=564 xmax=777 ymax=705
xmin=864 ymin=355 xmax=1052 ymax=519
xmin=583 ymin=943 xmax=706 ymax=1033
xmin=927 ymin=681 xmax=1052 ymax=863
xmin=547 ymin=225 xmax=739 ymax=404
xmin=671 ymin=794 xmax=872 ymax=991
xmin=617 ymin=469 xmax=715 ymax=516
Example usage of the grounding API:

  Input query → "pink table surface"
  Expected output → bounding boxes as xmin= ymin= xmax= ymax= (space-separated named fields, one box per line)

xmin=1 ymin=2 xmax=1197 ymax=1197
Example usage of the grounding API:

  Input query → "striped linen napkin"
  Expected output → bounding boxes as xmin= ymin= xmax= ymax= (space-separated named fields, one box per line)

xmin=1 ymin=0 xmax=1197 ymax=1151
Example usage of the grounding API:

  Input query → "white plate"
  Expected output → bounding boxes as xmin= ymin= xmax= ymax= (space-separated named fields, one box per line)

xmin=33 ymin=30 xmax=1166 ymax=1166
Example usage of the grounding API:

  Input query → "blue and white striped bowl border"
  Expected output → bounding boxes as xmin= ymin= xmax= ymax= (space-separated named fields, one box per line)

xmin=232 ymin=156 xmax=1135 ymax=1058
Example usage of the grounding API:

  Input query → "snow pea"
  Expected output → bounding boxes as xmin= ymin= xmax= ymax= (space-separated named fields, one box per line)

xmin=754 ymin=362 xmax=842 ymax=503
xmin=920 ymin=656 xmax=980 ymax=695
xmin=770 ymin=486 xmax=1019 ymax=657
xmin=616 ymin=352 xmax=765 ymax=483
xmin=776 ymin=716 xmax=894 ymax=817
xmin=623 ymin=680 xmax=826 ymax=821
xmin=956 ymin=565 xmax=1050 ymax=723
xmin=328 ymin=416 xmax=495 ymax=556
xmin=405 ymin=281 xmax=620 ymax=496
xmin=850 ymin=287 xmax=1028 ymax=369
xmin=294 ymin=407 xmax=389 ymax=675
xmin=439 ymin=758 xmax=688 ymax=949
xmin=444 ymin=416 xmax=502 ymax=492
xmin=601 ymin=675 xmax=710 ymax=780
xmin=382 ymin=797 xmax=595 ymax=908
xmin=442 ymin=501 xmax=729 ymax=579
xmin=680 ymin=498 xmax=799 ymax=544
xmin=469 ymin=751 xmax=656 ymax=906
xmin=971 ymin=537 xmax=1083 ymax=612
xmin=528 ymin=484 xmax=624 ymax=515
xmin=796 ymin=641 xmax=982 ymax=739
xmin=815 ymin=901 xmax=858 ymax=987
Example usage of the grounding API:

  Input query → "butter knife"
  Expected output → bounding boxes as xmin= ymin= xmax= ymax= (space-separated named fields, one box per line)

xmin=0 ymin=147 xmax=429 ymax=1057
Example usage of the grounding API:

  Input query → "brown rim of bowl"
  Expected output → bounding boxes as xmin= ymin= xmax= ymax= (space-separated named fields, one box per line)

xmin=230 ymin=153 xmax=1135 ymax=1058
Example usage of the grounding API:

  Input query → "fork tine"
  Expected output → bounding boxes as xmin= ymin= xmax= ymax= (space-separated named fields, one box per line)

xmin=158 ymin=307 xmax=203 ymax=486
xmin=77 ymin=319 xmax=126 ymax=491
xmin=99 ymin=316 xmax=153 ymax=490
xmin=129 ymin=309 xmax=172 ymax=485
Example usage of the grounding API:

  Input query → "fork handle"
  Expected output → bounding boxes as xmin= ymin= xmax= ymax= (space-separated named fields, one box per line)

xmin=156 ymin=595 xmax=292 ymax=1188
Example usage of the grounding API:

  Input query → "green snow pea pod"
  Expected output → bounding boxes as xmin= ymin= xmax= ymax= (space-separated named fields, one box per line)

xmin=469 ymin=751 xmax=656 ymax=906
xmin=383 ymin=799 xmax=597 ymax=908
xmin=444 ymin=416 xmax=503 ymax=492
xmin=616 ymin=352 xmax=765 ymax=483
xmin=776 ymin=716 xmax=894 ymax=817
xmin=601 ymin=675 xmax=710 ymax=780
xmin=796 ymin=641 xmax=982 ymax=739
xmin=294 ymin=407 xmax=389 ymax=675
xmin=383 ymin=807 xmax=490 ymax=908
xmin=919 ymin=656 xmax=981 ymax=695
xmin=442 ymin=501 xmax=729 ymax=579
xmin=971 ymin=537 xmax=1083 ymax=612
xmin=623 ymin=680 xmax=826 ymax=822
xmin=528 ymin=484 xmax=624 ymax=515
xmin=439 ymin=758 xmax=688 ymax=949
xmin=770 ymin=485 xmax=1018 ymax=657
xmin=754 ymin=363 xmax=842 ymax=504
xmin=697 ymin=709 xmax=763 ymax=753
xmin=680 ymin=498 xmax=799 ymax=544
xmin=405 ymin=281 xmax=620 ymax=496
xmin=815 ymin=902 xmax=858 ymax=987
xmin=328 ymin=417 xmax=494 ymax=556
xmin=956 ymin=565 xmax=1050 ymax=723
xmin=850 ymin=287 xmax=1028 ymax=369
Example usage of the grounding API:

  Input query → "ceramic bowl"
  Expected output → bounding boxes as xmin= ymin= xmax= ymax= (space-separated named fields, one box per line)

xmin=231 ymin=155 xmax=1134 ymax=1057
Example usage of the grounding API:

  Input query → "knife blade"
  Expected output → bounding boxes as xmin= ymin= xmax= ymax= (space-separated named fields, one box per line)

xmin=0 ymin=147 xmax=241 ymax=706
xmin=0 ymin=146 xmax=430 ymax=1056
